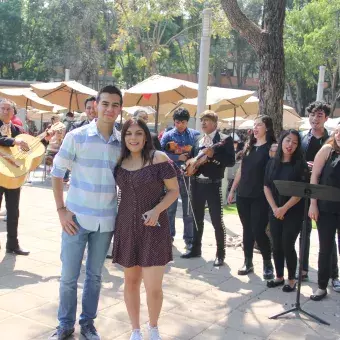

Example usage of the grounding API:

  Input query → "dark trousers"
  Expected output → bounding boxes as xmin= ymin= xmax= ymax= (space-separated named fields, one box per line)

xmin=0 ymin=187 xmax=20 ymax=249
xmin=300 ymin=216 xmax=338 ymax=277
xmin=317 ymin=212 xmax=340 ymax=289
xmin=236 ymin=195 xmax=271 ymax=261
xmin=270 ymin=212 xmax=302 ymax=280
xmin=191 ymin=179 xmax=226 ymax=257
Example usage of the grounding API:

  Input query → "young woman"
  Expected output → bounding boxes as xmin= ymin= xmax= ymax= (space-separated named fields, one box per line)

xmin=264 ymin=130 xmax=309 ymax=292
xmin=112 ymin=118 xmax=179 ymax=340
xmin=308 ymin=125 xmax=340 ymax=301
xmin=227 ymin=115 xmax=276 ymax=279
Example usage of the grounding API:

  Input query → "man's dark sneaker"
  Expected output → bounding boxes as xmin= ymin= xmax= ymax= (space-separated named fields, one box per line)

xmin=48 ymin=327 xmax=75 ymax=340
xmin=263 ymin=260 xmax=274 ymax=280
xmin=81 ymin=323 xmax=100 ymax=340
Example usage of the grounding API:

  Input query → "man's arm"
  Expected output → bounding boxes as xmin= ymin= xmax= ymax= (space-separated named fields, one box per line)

xmin=213 ymin=136 xmax=235 ymax=167
xmin=160 ymin=131 xmax=180 ymax=162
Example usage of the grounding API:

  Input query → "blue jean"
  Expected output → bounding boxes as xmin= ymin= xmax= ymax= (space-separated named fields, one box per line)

xmin=58 ymin=217 xmax=113 ymax=329
xmin=167 ymin=176 xmax=193 ymax=244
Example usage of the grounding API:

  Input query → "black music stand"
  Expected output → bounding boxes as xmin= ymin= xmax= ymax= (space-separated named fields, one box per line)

xmin=269 ymin=181 xmax=340 ymax=326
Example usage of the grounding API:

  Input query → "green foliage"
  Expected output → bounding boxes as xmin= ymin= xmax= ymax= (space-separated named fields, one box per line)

xmin=285 ymin=0 xmax=340 ymax=111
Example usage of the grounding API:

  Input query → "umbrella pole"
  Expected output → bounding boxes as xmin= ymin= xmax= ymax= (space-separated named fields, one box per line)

xmin=232 ymin=107 xmax=236 ymax=140
xmin=40 ymin=113 xmax=43 ymax=133
xmin=155 ymin=93 xmax=160 ymax=134
xmin=69 ymin=90 xmax=74 ymax=111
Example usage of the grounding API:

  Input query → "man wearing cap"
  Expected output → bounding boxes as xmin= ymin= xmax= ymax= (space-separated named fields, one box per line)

xmin=160 ymin=108 xmax=199 ymax=249
xmin=181 ymin=110 xmax=235 ymax=266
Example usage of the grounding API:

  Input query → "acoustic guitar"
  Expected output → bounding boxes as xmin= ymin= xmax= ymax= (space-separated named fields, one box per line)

xmin=0 ymin=122 xmax=65 ymax=189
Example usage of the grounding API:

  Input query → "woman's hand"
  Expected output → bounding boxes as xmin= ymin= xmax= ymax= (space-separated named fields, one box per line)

xmin=143 ymin=209 xmax=160 ymax=227
xmin=227 ymin=190 xmax=234 ymax=204
xmin=309 ymin=202 xmax=319 ymax=222
xmin=273 ymin=206 xmax=286 ymax=220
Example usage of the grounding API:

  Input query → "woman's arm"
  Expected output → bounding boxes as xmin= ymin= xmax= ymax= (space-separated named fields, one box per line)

xmin=143 ymin=151 xmax=180 ymax=226
xmin=227 ymin=162 xmax=242 ymax=204
xmin=308 ymin=145 xmax=331 ymax=221
xmin=264 ymin=185 xmax=278 ymax=211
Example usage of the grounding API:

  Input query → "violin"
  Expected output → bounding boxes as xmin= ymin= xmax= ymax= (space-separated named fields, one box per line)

xmin=183 ymin=138 xmax=228 ymax=176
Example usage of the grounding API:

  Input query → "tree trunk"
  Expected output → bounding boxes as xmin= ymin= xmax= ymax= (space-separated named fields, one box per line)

xmin=221 ymin=0 xmax=286 ymax=136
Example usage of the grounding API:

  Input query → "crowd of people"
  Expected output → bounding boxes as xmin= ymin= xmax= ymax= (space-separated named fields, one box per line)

xmin=0 ymin=86 xmax=339 ymax=340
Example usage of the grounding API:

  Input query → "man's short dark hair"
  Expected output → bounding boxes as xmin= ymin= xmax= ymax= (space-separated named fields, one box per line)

xmin=173 ymin=107 xmax=190 ymax=121
xmin=96 ymin=85 xmax=123 ymax=106
xmin=306 ymin=101 xmax=331 ymax=117
xmin=84 ymin=96 xmax=96 ymax=108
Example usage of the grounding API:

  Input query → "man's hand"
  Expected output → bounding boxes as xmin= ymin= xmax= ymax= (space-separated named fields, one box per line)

xmin=58 ymin=209 xmax=78 ymax=235
xmin=203 ymin=147 xmax=214 ymax=158
xmin=178 ymin=153 xmax=188 ymax=162
xmin=14 ymin=139 xmax=29 ymax=152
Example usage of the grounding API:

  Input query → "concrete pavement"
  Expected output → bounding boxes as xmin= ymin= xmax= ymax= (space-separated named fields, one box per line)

xmin=0 ymin=179 xmax=339 ymax=339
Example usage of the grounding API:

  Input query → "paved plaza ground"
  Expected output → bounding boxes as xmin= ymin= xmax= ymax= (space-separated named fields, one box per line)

xmin=0 ymin=177 xmax=340 ymax=339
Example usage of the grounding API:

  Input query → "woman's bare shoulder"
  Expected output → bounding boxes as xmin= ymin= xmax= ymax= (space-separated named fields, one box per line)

xmin=153 ymin=150 xmax=170 ymax=164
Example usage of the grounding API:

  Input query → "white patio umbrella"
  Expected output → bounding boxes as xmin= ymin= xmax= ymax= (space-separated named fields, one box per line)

xmin=123 ymin=75 xmax=199 ymax=132
xmin=31 ymin=81 xmax=97 ymax=111
xmin=238 ymin=120 xmax=255 ymax=130
xmin=0 ymin=87 xmax=55 ymax=111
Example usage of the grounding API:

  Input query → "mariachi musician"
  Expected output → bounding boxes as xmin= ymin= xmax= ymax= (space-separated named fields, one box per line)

xmin=181 ymin=110 xmax=235 ymax=266
xmin=0 ymin=99 xmax=30 ymax=255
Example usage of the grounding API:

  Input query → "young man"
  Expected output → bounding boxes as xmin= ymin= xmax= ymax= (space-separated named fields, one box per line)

xmin=300 ymin=101 xmax=340 ymax=291
xmin=181 ymin=111 xmax=235 ymax=266
xmin=70 ymin=96 xmax=97 ymax=131
xmin=0 ymin=99 xmax=30 ymax=255
xmin=49 ymin=85 xmax=122 ymax=340
xmin=160 ymin=108 xmax=200 ymax=249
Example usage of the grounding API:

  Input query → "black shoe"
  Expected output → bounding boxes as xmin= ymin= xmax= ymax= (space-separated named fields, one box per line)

xmin=238 ymin=258 xmax=254 ymax=275
xmin=310 ymin=289 xmax=327 ymax=301
xmin=267 ymin=279 xmax=284 ymax=288
xmin=213 ymin=257 xmax=224 ymax=267
xmin=180 ymin=249 xmax=201 ymax=259
xmin=106 ymin=254 xmax=113 ymax=259
xmin=263 ymin=260 xmax=274 ymax=280
xmin=282 ymin=283 xmax=297 ymax=292
xmin=6 ymin=247 xmax=30 ymax=256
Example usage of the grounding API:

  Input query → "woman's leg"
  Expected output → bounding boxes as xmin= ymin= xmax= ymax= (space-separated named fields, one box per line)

xmin=317 ymin=213 xmax=337 ymax=290
xmin=282 ymin=213 xmax=302 ymax=287
xmin=250 ymin=196 xmax=271 ymax=261
xmin=269 ymin=215 xmax=284 ymax=279
xmin=142 ymin=266 xmax=165 ymax=327
xmin=236 ymin=196 xmax=254 ymax=260
xmin=124 ymin=266 xmax=143 ymax=329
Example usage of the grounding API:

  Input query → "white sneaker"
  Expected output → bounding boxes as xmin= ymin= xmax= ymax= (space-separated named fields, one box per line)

xmin=148 ymin=323 xmax=162 ymax=340
xmin=332 ymin=279 xmax=340 ymax=292
xmin=130 ymin=329 xmax=143 ymax=340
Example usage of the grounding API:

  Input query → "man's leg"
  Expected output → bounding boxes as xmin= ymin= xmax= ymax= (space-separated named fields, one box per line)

xmin=180 ymin=176 xmax=194 ymax=246
xmin=80 ymin=229 xmax=113 ymax=327
xmin=58 ymin=227 xmax=88 ymax=330
xmin=206 ymin=182 xmax=226 ymax=260
xmin=4 ymin=188 xmax=21 ymax=251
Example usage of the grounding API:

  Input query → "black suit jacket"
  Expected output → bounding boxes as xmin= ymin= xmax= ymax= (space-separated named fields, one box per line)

xmin=151 ymin=132 xmax=162 ymax=151
xmin=0 ymin=121 xmax=25 ymax=147
xmin=190 ymin=131 xmax=235 ymax=180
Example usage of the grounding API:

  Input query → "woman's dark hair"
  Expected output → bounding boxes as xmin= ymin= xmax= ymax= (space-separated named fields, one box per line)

xmin=266 ymin=129 xmax=304 ymax=182
xmin=244 ymin=115 xmax=276 ymax=156
xmin=117 ymin=118 xmax=154 ymax=167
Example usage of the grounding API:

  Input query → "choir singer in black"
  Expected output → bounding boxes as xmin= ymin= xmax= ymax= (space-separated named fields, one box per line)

xmin=181 ymin=110 xmax=235 ymax=266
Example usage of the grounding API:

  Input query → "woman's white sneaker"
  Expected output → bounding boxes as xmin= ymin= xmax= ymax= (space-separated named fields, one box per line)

xmin=129 ymin=329 xmax=143 ymax=340
xmin=148 ymin=323 xmax=162 ymax=340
